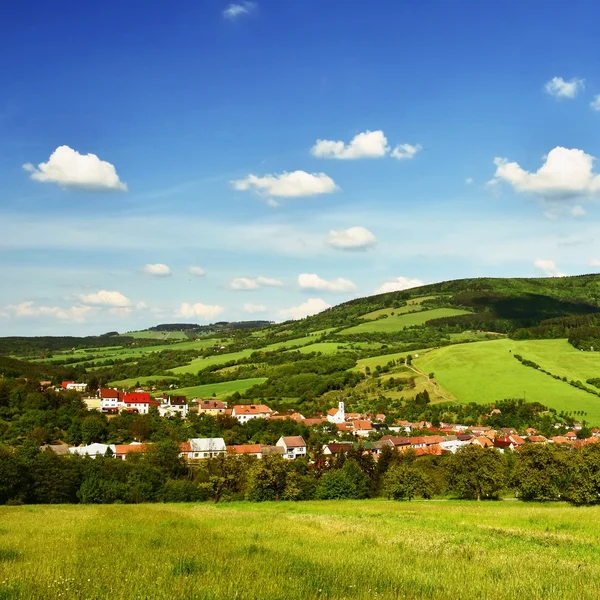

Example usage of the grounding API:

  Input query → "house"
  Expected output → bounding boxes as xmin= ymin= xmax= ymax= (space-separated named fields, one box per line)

xmin=439 ymin=438 xmax=469 ymax=453
xmin=61 ymin=381 xmax=87 ymax=392
xmin=83 ymin=395 xmax=102 ymax=410
xmin=231 ymin=404 xmax=273 ymax=423
xmin=550 ymin=436 xmax=571 ymax=445
xmin=123 ymin=392 xmax=160 ymax=415
xmin=494 ymin=437 xmax=518 ymax=451
xmin=100 ymin=388 xmax=123 ymax=412
xmin=113 ymin=443 xmax=148 ymax=460
xmin=527 ymin=435 xmax=548 ymax=444
xmin=470 ymin=427 xmax=490 ymax=436
xmin=183 ymin=438 xmax=227 ymax=460
xmin=470 ymin=436 xmax=494 ymax=448
xmin=408 ymin=437 xmax=428 ymax=449
xmin=193 ymin=399 xmax=228 ymax=416
xmin=159 ymin=395 xmax=189 ymax=418
xmin=564 ymin=431 xmax=577 ymax=441
xmin=303 ymin=417 xmax=326 ymax=427
xmin=227 ymin=444 xmax=263 ymax=458
xmin=276 ymin=436 xmax=307 ymax=460
xmin=352 ymin=420 xmax=373 ymax=438
xmin=326 ymin=401 xmax=345 ymax=424
xmin=40 ymin=443 xmax=70 ymax=455
xmin=322 ymin=442 xmax=353 ymax=456
xmin=526 ymin=427 xmax=538 ymax=436
xmin=69 ymin=443 xmax=115 ymax=458
xmin=380 ymin=435 xmax=411 ymax=448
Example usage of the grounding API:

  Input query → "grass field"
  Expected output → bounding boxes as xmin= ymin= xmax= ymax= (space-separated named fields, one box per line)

xmin=126 ymin=330 xmax=189 ymax=340
xmin=1 ymin=500 xmax=600 ymax=600
xmin=162 ymin=377 xmax=268 ymax=399
xmin=109 ymin=375 xmax=179 ymax=388
xmin=340 ymin=308 xmax=470 ymax=335
xmin=413 ymin=338 xmax=600 ymax=423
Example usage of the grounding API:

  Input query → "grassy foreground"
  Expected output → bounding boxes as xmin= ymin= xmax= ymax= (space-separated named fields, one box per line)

xmin=1 ymin=500 xmax=600 ymax=600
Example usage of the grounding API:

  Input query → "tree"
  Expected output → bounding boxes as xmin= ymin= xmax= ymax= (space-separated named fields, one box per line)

xmin=246 ymin=455 xmax=289 ymax=502
xmin=577 ymin=426 xmax=592 ymax=440
xmin=384 ymin=465 xmax=431 ymax=501
xmin=447 ymin=445 xmax=506 ymax=500
xmin=315 ymin=460 xmax=369 ymax=500
xmin=565 ymin=444 xmax=600 ymax=505
xmin=512 ymin=444 xmax=570 ymax=501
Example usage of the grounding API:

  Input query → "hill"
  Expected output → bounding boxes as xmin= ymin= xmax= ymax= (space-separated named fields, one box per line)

xmin=3 ymin=274 xmax=600 ymax=424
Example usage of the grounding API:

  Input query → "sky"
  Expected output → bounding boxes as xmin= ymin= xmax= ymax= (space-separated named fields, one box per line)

xmin=3 ymin=0 xmax=600 ymax=335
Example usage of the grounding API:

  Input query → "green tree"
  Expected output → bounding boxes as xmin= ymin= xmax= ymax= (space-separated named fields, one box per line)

xmin=565 ymin=444 xmax=600 ymax=505
xmin=447 ymin=445 xmax=506 ymax=500
xmin=383 ymin=464 xmax=431 ymax=501
xmin=246 ymin=455 xmax=289 ymax=502
xmin=512 ymin=444 xmax=570 ymax=501
xmin=315 ymin=460 xmax=369 ymax=500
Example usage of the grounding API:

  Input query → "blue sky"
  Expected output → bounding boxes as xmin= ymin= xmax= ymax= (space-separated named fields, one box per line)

xmin=3 ymin=0 xmax=600 ymax=335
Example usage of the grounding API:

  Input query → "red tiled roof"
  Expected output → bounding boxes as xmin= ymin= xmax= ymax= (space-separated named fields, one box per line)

xmin=227 ymin=444 xmax=262 ymax=455
xmin=179 ymin=442 xmax=192 ymax=453
xmin=528 ymin=435 xmax=548 ymax=443
xmin=100 ymin=388 xmax=121 ymax=399
xmin=353 ymin=420 xmax=372 ymax=431
xmin=114 ymin=444 xmax=147 ymax=455
xmin=232 ymin=404 xmax=272 ymax=415
xmin=303 ymin=418 xmax=326 ymax=427
xmin=61 ymin=381 xmax=74 ymax=388
xmin=381 ymin=435 xmax=411 ymax=446
xmin=195 ymin=399 xmax=226 ymax=409
xmin=123 ymin=392 xmax=151 ymax=403
xmin=280 ymin=436 xmax=306 ymax=448
xmin=327 ymin=407 xmax=339 ymax=416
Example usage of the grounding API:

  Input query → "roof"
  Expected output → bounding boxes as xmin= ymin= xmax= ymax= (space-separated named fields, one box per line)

xmin=471 ymin=436 xmax=493 ymax=447
xmin=279 ymin=436 xmax=306 ymax=448
xmin=324 ymin=442 xmax=353 ymax=454
xmin=304 ymin=418 xmax=326 ymax=427
xmin=100 ymin=388 xmax=121 ymax=399
xmin=353 ymin=420 xmax=373 ymax=431
xmin=381 ymin=435 xmax=411 ymax=446
xmin=232 ymin=404 xmax=272 ymax=415
xmin=179 ymin=442 xmax=192 ymax=453
xmin=227 ymin=444 xmax=262 ymax=455
xmin=327 ymin=407 xmax=340 ymax=416
xmin=40 ymin=443 xmax=69 ymax=455
xmin=550 ymin=436 xmax=571 ymax=445
xmin=114 ymin=444 xmax=147 ymax=455
xmin=123 ymin=392 xmax=152 ymax=404
xmin=168 ymin=396 xmax=187 ymax=406
xmin=189 ymin=438 xmax=227 ymax=452
xmin=509 ymin=435 xmax=526 ymax=446
xmin=61 ymin=381 xmax=74 ymax=388
xmin=528 ymin=435 xmax=548 ymax=443
xmin=195 ymin=399 xmax=227 ymax=409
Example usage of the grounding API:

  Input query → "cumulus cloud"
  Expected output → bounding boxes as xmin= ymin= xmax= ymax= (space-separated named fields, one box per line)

xmin=327 ymin=226 xmax=377 ymax=250
xmin=489 ymin=147 xmax=600 ymax=201
xmin=230 ymin=276 xmax=282 ymax=290
xmin=232 ymin=171 xmax=337 ymax=198
xmin=8 ymin=301 xmax=93 ymax=321
xmin=79 ymin=290 xmax=131 ymax=308
xmin=176 ymin=302 xmax=225 ymax=320
xmin=109 ymin=307 xmax=132 ymax=317
xmin=244 ymin=303 xmax=267 ymax=313
xmin=311 ymin=130 xmax=389 ymax=160
xmin=545 ymin=76 xmax=584 ymax=99
xmin=374 ymin=276 xmax=424 ymax=294
xmin=591 ymin=95 xmax=600 ymax=111
xmin=278 ymin=298 xmax=331 ymax=321
xmin=23 ymin=145 xmax=127 ymax=191
xmin=533 ymin=259 xmax=566 ymax=277
xmin=188 ymin=266 xmax=206 ymax=277
xmin=297 ymin=273 xmax=357 ymax=293
xmin=144 ymin=263 xmax=172 ymax=277
xmin=391 ymin=143 xmax=422 ymax=160
xmin=223 ymin=1 xmax=256 ymax=19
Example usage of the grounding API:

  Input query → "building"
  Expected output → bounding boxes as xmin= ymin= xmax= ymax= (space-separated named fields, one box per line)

xmin=181 ymin=438 xmax=227 ymax=460
xmin=68 ymin=443 xmax=114 ymax=458
xmin=352 ymin=420 xmax=373 ymax=438
xmin=61 ymin=381 xmax=87 ymax=392
xmin=231 ymin=404 xmax=272 ymax=423
xmin=276 ymin=436 xmax=307 ymax=460
xmin=100 ymin=388 xmax=123 ymax=412
xmin=113 ymin=443 xmax=148 ymax=460
xmin=193 ymin=399 xmax=228 ymax=416
xmin=123 ymin=392 xmax=159 ymax=415
xmin=326 ymin=400 xmax=345 ymax=424
xmin=227 ymin=444 xmax=263 ymax=458
xmin=158 ymin=395 xmax=189 ymax=418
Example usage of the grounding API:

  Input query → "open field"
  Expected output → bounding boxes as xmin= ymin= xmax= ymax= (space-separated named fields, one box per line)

xmin=340 ymin=308 xmax=470 ymax=335
xmin=108 ymin=375 xmax=179 ymax=388
xmin=1 ymin=500 xmax=600 ymax=600
xmin=162 ymin=377 xmax=268 ymax=399
xmin=414 ymin=338 xmax=600 ymax=423
xmin=125 ymin=330 xmax=189 ymax=340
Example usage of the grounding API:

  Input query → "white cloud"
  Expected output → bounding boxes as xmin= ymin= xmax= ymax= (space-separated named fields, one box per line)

xmin=232 ymin=171 xmax=338 ymax=198
xmin=8 ymin=301 xmax=93 ymax=321
xmin=109 ymin=307 xmax=132 ymax=317
xmin=223 ymin=1 xmax=256 ymax=19
xmin=278 ymin=298 xmax=331 ymax=321
xmin=311 ymin=130 xmax=389 ymax=160
xmin=591 ymin=95 xmax=600 ymax=111
xmin=391 ymin=143 xmax=422 ymax=161
xmin=571 ymin=205 xmax=586 ymax=217
xmin=374 ymin=276 xmax=424 ymax=294
xmin=465 ymin=177 xmax=474 ymax=185
xmin=297 ymin=273 xmax=357 ymax=293
xmin=533 ymin=259 xmax=566 ymax=277
xmin=23 ymin=145 xmax=127 ymax=191
xmin=188 ymin=266 xmax=206 ymax=277
xmin=143 ymin=263 xmax=172 ymax=277
xmin=176 ymin=302 xmax=225 ymax=320
xmin=544 ymin=76 xmax=584 ymax=99
xmin=79 ymin=290 xmax=131 ymax=307
xmin=230 ymin=276 xmax=282 ymax=290
xmin=490 ymin=147 xmax=600 ymax=201
xmin=589 ymin=258 xmax=600 ymax=268
xmin=243 ymin=303 xmax=267 ymax=314
xmin=327 ymin=226 xmax=377 ymax=250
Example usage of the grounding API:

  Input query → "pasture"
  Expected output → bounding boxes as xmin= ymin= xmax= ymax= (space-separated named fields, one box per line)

xmin=1 ymin=500 xmax=600 ymax=600
xmin=163 ymin=377 xmax=268 ymax=399
xmin=340 ymin=308 xmax=470 ymax=335
xmin=413 ymin=338 xmax=600 ymax=423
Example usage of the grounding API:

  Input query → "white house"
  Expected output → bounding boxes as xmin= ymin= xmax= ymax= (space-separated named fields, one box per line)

xmin=64 ymin=382 xmax=88 ymax=392
xmin=439 ymin=439 xmax=469 ymax=454
xmin=231 ymin=404 xmax=272 ymax=423
xmin=158 ymin=395 xmax=189 ymax=418
xmin=276 ymin=436 xmax=307 ymax=460
xmin=100 ymin=388 xmax=122 ymax=412
xmin=352 ymin=420 xmax=373 ymax=438
xmin=185 ymin=438 xmax=227 ymax=460
xmin=68 ymin=443 xmax=115 ymax=458
xmin=326 ymin=400 xmax=345 ymax=424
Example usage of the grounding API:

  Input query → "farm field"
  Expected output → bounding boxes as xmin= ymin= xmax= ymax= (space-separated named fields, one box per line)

xmin=340 ymin=308 xmax=470 ymax=335
xmin=413 ymin=338 xmax=600 ymax=422
xmin=1 ymin=500 xmax=600 ymax=600
xmin=125 ymin=330 xmax=189 ymax=340
xmin=162 ymin=377 xmax=267 ymax=400
xmin=109 ymin=375 xmax=179 ymax=388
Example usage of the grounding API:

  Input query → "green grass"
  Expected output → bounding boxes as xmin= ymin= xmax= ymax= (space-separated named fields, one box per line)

xmin=340 ymin=308 xmax=470 ymax=334
xmin=109 ymin=375 xmax=179 ymax=388
xmin=413 ymin=338 xmax=600 ymax=423
xmin=126 ymin=330 xmax=189 ymax=340
xmin=161 ymin=377 xmax=267 ymax=399
xmin=2 ymin=500 xmax=600 ymax=599
xmin=355 ymin=348 xmax=432 ymax=372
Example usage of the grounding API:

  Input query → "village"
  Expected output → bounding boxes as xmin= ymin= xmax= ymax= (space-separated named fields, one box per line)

xmin=45 ymin=384 xmax=600 ymax=462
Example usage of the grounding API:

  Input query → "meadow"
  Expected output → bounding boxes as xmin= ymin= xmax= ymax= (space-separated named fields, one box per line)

xmin=413 ymin=338 xmax=600 ymax=421
xmin=1 ymin=500 xmax=600 ymax=600
xmin=160 ymin=377 xmax=268 ymax=400
xmin=340 ymin=308 xmax=470 ymax=335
